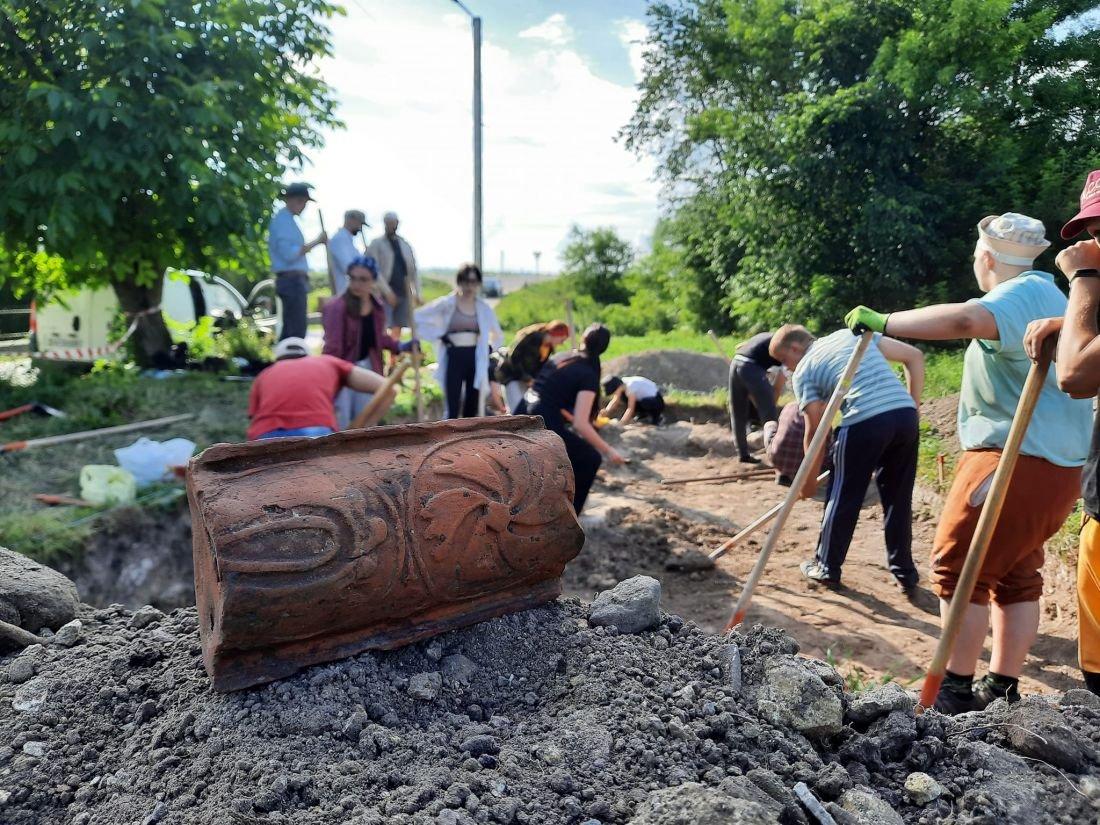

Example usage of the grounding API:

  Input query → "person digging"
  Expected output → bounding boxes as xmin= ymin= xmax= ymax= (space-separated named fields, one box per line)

xmin=1021 ymin=169 xmax=1100 ymax=697
xmin=774 ymin=324 xmax=925 ymax=593
xmin=846 ymin=211 xmax=1093 ymax=713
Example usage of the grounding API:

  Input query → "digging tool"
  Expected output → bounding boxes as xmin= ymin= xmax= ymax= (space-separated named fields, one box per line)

xmin=917 ymin=342 xmax=1052 ymax=712
xmin=706 ymin=329 xmax=732 ymax=364
xmin=1 ymin=414 xmax=194 ymax=455
xmin=709 ymin=471 xmax=831 ymax=561
xmin=406 ymin=280 xmax=425 ymax=422
xmin=661 ymin=467 xmax=774 ymax=486
xmin=0 ymin=402 xmax=66 ymax=422
xmin=188 ymin=415 xmax=584 ymax=690
xmin=318 ymin=211 xmax=337 ymax=295
xmin=723 ymin=330 xmax=874 ymax=631
xmin=34 ymin=493 xmax=95 ymax=507
xmin=348 ymin=356 xmax=411 ymax=430
xmin=564 ymin=299 xmax=579 ymax=350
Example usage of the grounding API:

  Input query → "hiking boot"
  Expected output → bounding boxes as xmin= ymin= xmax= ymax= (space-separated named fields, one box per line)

xmin=776 ymin=474 xmax=793 ymax=487
xmin=933 ymin=685 xmax=976 ymax=715
xmin=972 ymin=675 xmax=1020 ymax=710
xmin=800 ymin=560 xmax=840 ymax=588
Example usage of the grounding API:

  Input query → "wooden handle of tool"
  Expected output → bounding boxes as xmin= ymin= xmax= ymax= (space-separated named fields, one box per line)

xmin=724 ymin=331 xmax=874 ymax=631
xmin=348 ymin=356 xmax=411 ymax=430
xmin=0 ymin=404 xmax=33 ymax=422
xmin=710 ymin=471 xmax=830 ymax=561
xmin=918 ymin=343 xmax=1053 ymax=711
xmin=565 ymin=299 xmax=578 ymax=350
xmin=707 ymin=330 xmax=732 ymax=364
xmin=318 ymin=212 xmax=337 ymax=294
xmin=662 ymin=467 xmax=773 ymax=486
xmin=406 ymin=280 xmax=425 ymax=422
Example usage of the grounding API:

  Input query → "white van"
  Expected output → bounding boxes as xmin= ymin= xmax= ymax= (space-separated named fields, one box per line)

xmin=31 ymin=269 xmax=276 ymax=362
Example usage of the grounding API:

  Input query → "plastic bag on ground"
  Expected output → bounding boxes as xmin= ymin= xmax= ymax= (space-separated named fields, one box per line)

xmin=114 ymin=437 xmax=197 ymax=486
xmin=79 ymin=465 xmax=137 ymax=506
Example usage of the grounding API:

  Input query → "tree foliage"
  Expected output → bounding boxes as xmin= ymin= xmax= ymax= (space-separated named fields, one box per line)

xmin=0 ymin=0 xmax=340 ymax=359
xmin=625 ymin=0 xmax=1100 ymax=331
xmin=561 ymin=225 xmax=635 ymax=305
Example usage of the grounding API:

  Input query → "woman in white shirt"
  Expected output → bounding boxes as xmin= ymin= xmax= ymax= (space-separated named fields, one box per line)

xmin=415 ymin=264 xmax=503 ymax=418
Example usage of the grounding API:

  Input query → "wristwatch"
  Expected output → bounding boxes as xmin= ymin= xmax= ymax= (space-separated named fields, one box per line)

xmin=1071 ymin=268 xmax=1100 ymax=282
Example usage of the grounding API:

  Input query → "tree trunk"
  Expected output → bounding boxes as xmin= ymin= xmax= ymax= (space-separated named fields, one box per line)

xmin=112 ymin=277 xmax=173 ymax=367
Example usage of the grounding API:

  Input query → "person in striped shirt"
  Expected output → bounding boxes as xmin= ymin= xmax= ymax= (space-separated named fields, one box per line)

xmin=771 ymin=324 xmax=925 ymax=592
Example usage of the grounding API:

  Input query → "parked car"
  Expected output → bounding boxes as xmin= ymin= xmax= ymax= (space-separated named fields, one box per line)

xmin=482 ymin=276 xmax=504 ymax=298
xmin=30 ymin=269 xmax=276 ymax=362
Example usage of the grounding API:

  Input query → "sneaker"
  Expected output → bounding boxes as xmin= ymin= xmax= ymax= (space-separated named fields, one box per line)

xmin=776 ymin=474 xmax=793 ymax=487
xmin=739 ymin=454 xmax=762 ymax=465
xmin=800 ymin=560 xmax=840 ymax=588
xmin=972 ymin=675 xmax=1020 ymax=710
xmin=933 ymin=685 xmax=975 ymax=715
xmin=891 ymin=574 xmax=919 ymax=598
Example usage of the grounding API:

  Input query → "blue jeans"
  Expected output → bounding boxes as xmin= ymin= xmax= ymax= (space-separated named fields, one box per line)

xmin=257 ymin=426 xmax=333 ymax=440
xmin=276 ymin=271 xmax=309 ymax=340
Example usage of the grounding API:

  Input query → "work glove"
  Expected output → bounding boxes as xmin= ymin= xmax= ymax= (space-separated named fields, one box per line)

xmin=844 ymin=305 xmax=889 ymax=335
xmin=399 ymin=339 xmax=421 ymax=354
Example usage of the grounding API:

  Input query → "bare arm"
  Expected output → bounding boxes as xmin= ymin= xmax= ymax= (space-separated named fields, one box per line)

xmin=619 ymin=394 xmax=638 ymax=426
xmin=877 ymin=335 xmax=925 ymax=405
xmin=1055 ymin=278 xmax=1100 ymax=398
xmin=884 ymin=302 xmax=998 ymax=341
xmin=345 ymin=366 xmax=387 ymax=394
xmin=600 ymin=387 xmax=624 ymax=417
xmin=799 ymin=400 xmax=827 ymax=499
xmin=772 ymin=371 xmax=786 ymax=401
xmin=572 ymin=391 xmax=625 ymax=464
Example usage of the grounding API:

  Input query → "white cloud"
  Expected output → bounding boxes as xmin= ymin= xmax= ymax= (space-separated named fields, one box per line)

xmin=518 ymin=13 xmax=573 ymax=47
xmin=616 ymin=19 xmax=649 ymax=83
xmin=298 ymin=5 xmax=657 ymax=273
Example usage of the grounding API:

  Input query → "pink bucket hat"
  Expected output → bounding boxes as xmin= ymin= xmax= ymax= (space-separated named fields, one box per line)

xmin=1061 ymin=170 xmax=1100 ymax=239
xmin=977 ymin=213 xmax=1049 ymax=266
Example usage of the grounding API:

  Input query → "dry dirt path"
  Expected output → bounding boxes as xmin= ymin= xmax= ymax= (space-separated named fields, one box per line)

xmin=568 ymin=422 xmax=1082 ymax=697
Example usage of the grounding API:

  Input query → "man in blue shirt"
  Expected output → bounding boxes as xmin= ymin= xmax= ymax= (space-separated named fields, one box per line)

xmin=847 ymin=211 xmax=1092 ymax=713
xmin=268 ymin=182 xmax=327 ymax=340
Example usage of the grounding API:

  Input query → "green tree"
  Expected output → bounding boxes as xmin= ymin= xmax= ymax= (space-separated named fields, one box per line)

xmin=0 ymin=0 xmax=340 ymax=362
xmin=561 ymin=225 xmax=635 ymax=305
xmin=625 ymin=0 xmax=1100 ymax=330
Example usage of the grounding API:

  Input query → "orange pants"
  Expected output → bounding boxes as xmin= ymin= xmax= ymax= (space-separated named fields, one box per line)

xmin=1080 ymin=517 xmax=1100 ymax=674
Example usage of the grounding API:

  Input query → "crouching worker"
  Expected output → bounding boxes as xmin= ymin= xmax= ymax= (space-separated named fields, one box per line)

xmin=601 ymin=375 xmax=665 ymax=425
xmin=247 ymin=337 xmax=395 ymax=440
xmin=1022 ymin=171 xmax=1100 ymax=697
xmin=777 ymin=324 xmax=925 ymax=592
xmin=496 ymin=320 xmax=572 ymax=413
xmin=847 ymin=211 xmax=1092 ymax=712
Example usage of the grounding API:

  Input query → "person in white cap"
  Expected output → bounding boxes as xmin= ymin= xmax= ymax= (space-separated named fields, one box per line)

xmin=368 ymin=211 xmax=419 ymax=341
xmin=246 ymin=337 xmax=395 ymax=440
xmin=328 ymin=210 xmax=395 ymax=305
xmin=846 ymin=211 xmax=1093 ymax=714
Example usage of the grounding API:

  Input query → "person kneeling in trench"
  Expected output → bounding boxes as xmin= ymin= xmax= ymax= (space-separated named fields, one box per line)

xmin=247 ymin=337 xmax=396 ymax=440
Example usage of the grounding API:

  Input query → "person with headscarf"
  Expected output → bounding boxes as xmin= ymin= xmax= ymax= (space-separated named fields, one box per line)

xmin=518 ymin=323 xmax=625 ymax=512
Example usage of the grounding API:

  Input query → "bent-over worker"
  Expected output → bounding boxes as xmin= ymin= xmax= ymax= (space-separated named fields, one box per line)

xmin=729 ymin=331 xmax=786 ymax=463
xmin=601 ymin=375 xmax=665 ymax=426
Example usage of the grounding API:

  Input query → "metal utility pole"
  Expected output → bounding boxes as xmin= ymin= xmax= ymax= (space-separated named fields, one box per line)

xmin=452 ymin=1 xmax=483 ymax=270
xmin=534 ymin=250 xmax=542 ymax=277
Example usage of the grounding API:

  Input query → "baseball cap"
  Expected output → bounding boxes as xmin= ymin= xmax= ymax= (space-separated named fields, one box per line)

xmin=383 ymin=211 xmax=399 ymax=222
xmin=345 ymin=209 xmax=370 ymax=225
xmin=273 ymin=337 xmax=309 ymax=360
xmin=977 ymin=213 xmax=1049 ymax=266
xmin=1061 ymin=170 xmax=1100 ymax=239
xmin=279 ymin=182 xmax=314 ymax=201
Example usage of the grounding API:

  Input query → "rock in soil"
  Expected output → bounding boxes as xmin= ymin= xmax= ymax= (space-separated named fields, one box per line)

xmin=1 ymin=597 xmax=1098 ymax=824
xmin=589 ymin=575 xmax=662 ymax=633
xmin=0 ymin=547 xmax=80 ymax=633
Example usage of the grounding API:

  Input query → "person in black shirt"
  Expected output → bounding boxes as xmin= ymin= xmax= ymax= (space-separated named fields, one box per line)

xmin=728 ymin=330 xmax=787 ymax=463
xmin=520 ymin=323 xmax=626 ymax=512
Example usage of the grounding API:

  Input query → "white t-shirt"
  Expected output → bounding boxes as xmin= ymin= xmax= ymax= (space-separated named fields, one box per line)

xmin=624 ymin=376 xmax=659 ymax=400
xmin=328 ymin=227 xmax=361 ymax=295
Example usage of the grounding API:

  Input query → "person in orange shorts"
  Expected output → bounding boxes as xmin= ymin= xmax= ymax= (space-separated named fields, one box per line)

xmin=1024 ymin=169 xmax=1100 ymax=697
xmin=846 ymin=211 xmax=1093 ymax=712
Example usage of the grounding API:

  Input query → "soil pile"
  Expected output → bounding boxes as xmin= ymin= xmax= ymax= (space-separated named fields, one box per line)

xmin=604 ymin=350 xmax=729 ymax=394
xmin=3 ymin=585 xmax=1098 ymax=824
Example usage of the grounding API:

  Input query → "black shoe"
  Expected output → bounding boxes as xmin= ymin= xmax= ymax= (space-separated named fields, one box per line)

xmin=892 ymin=574 xmax=919 ymax=597
xmin=972 ymin=675 xmax=1020 ymax=710
xmin=933 ymin=685 xmax=975 ymax=715
xmin=800 ymin=560 xmax=840 ymax=588
xmin=1085 ymin=671 xmax=1100 ymax=696
xmin=739 ymin=454 xmax=762 ymax=465
xmin=776 ymin=474 xmax=793 ymax=487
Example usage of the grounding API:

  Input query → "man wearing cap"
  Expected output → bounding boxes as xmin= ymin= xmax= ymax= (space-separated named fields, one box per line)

xmin=268 ymin=183 xmax=327 ymax=340
xmin=846 ymin=211 xmax=1093 ymax=713
xmin=1022 ymin=170 xmax=1100 ymax=697
xmin=328 ymin=210 xmax=394 ymax=308
xmin=247 ymin=337 xmax=395 ymax=440
xmin=368 ymin=211 xmax=419 ymax=340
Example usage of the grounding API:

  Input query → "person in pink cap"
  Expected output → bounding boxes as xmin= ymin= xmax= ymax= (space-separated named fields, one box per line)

xmin=1023 ymin=169 xmax=1100 ymax=697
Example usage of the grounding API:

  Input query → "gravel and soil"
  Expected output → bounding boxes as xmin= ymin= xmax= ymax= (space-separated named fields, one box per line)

xmin=603 ymin=350 xmax=729 ymax=394
xmin=2 ymin=576 xmax=1099 ymax=825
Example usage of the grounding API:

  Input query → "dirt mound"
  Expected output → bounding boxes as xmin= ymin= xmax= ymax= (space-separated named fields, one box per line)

xmin=920 ymin=393 xmax=959 ymax=448
xmin=3 ymin=591 xmax=1098 ymax=824
xmin=604 ymin=350 xmax=729 ymax=394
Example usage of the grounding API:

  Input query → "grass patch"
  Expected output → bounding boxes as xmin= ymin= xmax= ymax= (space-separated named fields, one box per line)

xmin=0 ymin=510 xmax=91 ymax=565
xmin=922 ymin=348 xmax=965 ymax=399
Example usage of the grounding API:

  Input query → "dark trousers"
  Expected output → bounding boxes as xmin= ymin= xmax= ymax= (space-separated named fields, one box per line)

xmin=445 ymin=345 xmax=480 ymax=418
xmin=729 ymin=359 xmax=778 ymax=459
xmin=276 ymin=271 xmax=309 ymax=341
xmin=636 ymin=394 xmax=665 ymax=424
xmin=815 ymin=406 xmax=919 ymax=585
xmin=558 ymin=427 xmax=602 ymax=513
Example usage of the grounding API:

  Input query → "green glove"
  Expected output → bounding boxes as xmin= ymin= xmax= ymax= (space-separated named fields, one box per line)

xmin=844 ymin=305 xmax=889 ymax=335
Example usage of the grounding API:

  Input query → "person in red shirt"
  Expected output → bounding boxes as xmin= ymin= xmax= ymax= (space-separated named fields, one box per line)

xmin=247 ymin=337 xmax=393 ymax=440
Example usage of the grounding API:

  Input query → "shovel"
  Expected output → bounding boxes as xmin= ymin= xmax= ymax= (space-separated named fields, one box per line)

xmin=917 ymin=341 xmax=1052 ymax=711
xmin=0 ymin=402 xmax=66 ymax=422
xmin=723 ymin=330 xmax=874 ymax=630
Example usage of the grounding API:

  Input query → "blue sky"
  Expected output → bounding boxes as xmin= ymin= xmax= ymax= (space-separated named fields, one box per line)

xmin=298 ymin=0 xmax=658 ymax=272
